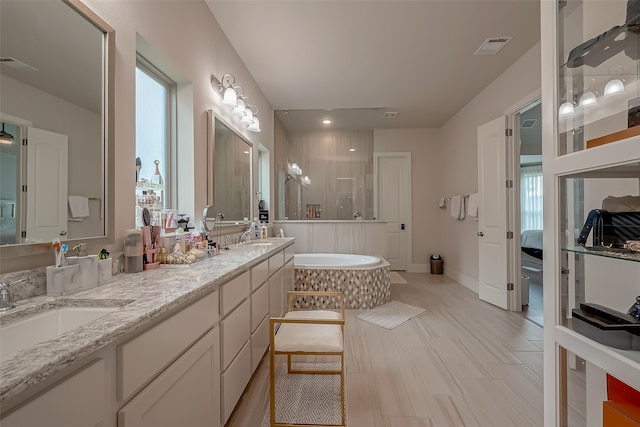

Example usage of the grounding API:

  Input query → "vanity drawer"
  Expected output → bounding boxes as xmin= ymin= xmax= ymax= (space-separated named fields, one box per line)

xmin=284 ymin=244 xmax=295 ymax=263
xmin=251 ymin=259 xmax=269 ymax=292
xmin=251 ymin=315 xmax=269 ymax=371
xmin=221 ymin=341 xmax=251 ymax=423
xmin=117 ymin=290 xmax=218 ymax=401
xmin=250 ymin=281 xmax=269 ymax=332
xmin=221 ymin=271 xmax=250 ymax=316
xmin=268 ymin=250 xmax=285 ymax=276
xmin=221 ymin=299 xmax=250 ymax=370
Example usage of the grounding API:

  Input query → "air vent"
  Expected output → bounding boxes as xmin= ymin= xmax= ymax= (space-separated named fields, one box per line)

xmin=383 ymin=111 xmax=398 ymax=119
xmin=474 ymin=37 xmax=513 ymax=56
xmin=521 ymin=119 xmax=537 ymax=128
xmin=0 ymin=57 xmax=38 ymax=72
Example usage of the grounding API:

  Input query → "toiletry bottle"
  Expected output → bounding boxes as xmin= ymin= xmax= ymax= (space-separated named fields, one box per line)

xmin=260 ymin=224 xmax=267 ymax=240
xmin=252 ymin=218 xmax=260 ymax=239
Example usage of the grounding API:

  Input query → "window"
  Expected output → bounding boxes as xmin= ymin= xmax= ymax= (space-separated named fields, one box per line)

xmin=135 ymin=55 xmax=176 ymax=223
xmin=521 ymin=164 xmax=543 ymax=231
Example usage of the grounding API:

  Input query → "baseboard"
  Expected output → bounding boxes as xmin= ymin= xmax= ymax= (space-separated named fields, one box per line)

xmin=445 ymin=269 xmax=478 ymax=293
xmin=407 ymin=263 xmax=428 ymax=273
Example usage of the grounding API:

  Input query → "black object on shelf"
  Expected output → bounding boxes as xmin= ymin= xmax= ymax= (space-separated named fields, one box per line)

xmin=572 ymin=302 xmax=640 ymax=350
xmin=629 ymin=296 xmax=640 ymax=319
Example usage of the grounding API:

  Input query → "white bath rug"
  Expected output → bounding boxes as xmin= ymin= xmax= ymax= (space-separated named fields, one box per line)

xmin=389 ymin=271 xmax=407 ymax=284
xmin=356 ymin=300 xmax=425 ymax=329
xmin=261 ymin=362 xmax=346 ymax=426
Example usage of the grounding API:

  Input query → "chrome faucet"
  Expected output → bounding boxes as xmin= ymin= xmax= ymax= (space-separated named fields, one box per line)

xmin=0 ymin=282 xmax=15 ymax=312
xmin=239 ymin=230 xmax=253 ymax=244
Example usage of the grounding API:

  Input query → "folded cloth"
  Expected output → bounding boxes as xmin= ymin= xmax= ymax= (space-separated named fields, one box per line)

xmin=468 ymin=193 xmax=479 ymax=218
xmin=450 ymin=195 xmax=465 ymax=220
xmin=68 ymin=196 xmax=90 ymax=220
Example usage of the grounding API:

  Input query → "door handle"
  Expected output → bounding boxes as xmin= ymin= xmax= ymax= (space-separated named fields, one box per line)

xmin=60 ymin=231 xmax=67 ymax=236
xmin=401 ymin=224 xmax=405 ymax=230
xmin=477 ymin=232 xmax=484 ymax=237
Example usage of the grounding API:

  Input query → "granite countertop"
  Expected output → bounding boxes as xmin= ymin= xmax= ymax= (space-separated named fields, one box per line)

xmin=0 ymin=237 xmax=294 ymax=403
xmin=274 ymin=220 xmax=387 ymax=223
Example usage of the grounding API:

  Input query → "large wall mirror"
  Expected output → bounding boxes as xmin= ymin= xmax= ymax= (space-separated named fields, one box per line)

xmin=0 ymin=0 xmax=115 ymax=273
xmin=207 ymin=111 xmax=252 ymax=223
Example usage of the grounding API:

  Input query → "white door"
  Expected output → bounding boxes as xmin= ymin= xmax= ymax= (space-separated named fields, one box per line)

xmin=374 ymin=152 xmax=411 ymax=270
xmin=26 ymin=127 xmax=68 ymax=242
xmin=477 ymin=116 xmax=510 ymax=310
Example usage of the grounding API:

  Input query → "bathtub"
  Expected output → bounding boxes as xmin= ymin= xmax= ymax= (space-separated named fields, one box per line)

xmin=293 ymin=253 xmax=390 ymax=310
xmin=294 ymin=253 xmax=382 ymax=269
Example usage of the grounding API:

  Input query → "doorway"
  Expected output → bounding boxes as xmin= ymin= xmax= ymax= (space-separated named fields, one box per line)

xmin=514 ymin=99 xmax=543 ymax=326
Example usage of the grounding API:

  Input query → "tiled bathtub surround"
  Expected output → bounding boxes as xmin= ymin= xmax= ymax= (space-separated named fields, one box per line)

xmin=294 ymin=260 xmax=390 ymax=310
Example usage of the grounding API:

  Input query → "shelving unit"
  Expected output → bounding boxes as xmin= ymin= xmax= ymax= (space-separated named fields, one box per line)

xmin=542 ymin=1 xmax=640 ymax=426
xmin=135 ymin=182 xmax=164 ymax=228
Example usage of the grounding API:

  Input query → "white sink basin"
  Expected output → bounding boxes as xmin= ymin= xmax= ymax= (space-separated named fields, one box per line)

xmin=0 ymin=306 xmax=119 ymax=362
xmin=248 ymin=242 xmax=274 ymax=246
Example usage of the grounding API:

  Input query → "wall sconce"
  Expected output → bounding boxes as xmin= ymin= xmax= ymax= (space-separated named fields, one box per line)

xmin=289 ymin=162 xmax=302 ymax=176
xmin=211 ymin=72 xmax=261 ymax=132
xmin=302 ymin=176 xmax=311 ymax=185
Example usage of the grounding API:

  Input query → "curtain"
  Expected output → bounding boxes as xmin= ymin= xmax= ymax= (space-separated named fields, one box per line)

xmin=521 ymin=164 xmax=543 ymax=231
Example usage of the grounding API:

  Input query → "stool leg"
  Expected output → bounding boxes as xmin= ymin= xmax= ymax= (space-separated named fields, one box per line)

xmin=340 ymin=354 xmax=346 ymax=426
xmin=270 ymin=322 xmax=276 ymax=426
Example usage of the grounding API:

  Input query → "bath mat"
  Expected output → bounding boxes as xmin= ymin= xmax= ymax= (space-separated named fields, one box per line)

xmin=261 ymin=362 xmax=346 ymax=426
xmin=356 ymin=300 xmax=425 ymax=329
xmin=389 ymin=271 xmax=407 ymax=284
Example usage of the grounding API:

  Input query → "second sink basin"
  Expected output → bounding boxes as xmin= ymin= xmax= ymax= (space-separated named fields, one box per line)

xmin=0 ymin=305 xmax=121 ymax=362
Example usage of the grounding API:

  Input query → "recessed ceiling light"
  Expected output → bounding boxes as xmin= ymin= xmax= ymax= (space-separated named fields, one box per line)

xmin=349 ymin=148 xmax=356 ymax=152
xmin=322 ymin=119 xmax=331 ymax=125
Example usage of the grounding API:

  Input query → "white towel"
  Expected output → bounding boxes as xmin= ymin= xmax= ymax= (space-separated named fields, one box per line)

xmin=467 ymin=193 xmax=479 ymax=219
xmin=68 ymin=196 xmax=90 ymax=220
xmin=450 ymin=195 xmax=465 ymax=220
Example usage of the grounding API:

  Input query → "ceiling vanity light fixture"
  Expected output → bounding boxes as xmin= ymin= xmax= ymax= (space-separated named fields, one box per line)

xmin=211 ymin=73 xmax=261 ymax=132
xmin=322 ymin=119 xmax=332 ymax=125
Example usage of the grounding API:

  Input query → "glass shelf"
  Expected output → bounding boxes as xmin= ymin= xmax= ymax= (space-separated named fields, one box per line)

xmin=562 ymin=246 xmax=640 ymax=262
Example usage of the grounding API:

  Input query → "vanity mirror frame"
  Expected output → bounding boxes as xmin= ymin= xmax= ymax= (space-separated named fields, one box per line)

xmin=206 ymin=109 xmax=253 ymax=231
xmin=0 ymin=0 xmax=115 ymax=274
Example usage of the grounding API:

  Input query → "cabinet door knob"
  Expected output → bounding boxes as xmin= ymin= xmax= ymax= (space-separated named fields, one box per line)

xmin=477 ymin=232 xmax=484 ymax=237
xmin=60 ymin=231 xmax=67 ymax=236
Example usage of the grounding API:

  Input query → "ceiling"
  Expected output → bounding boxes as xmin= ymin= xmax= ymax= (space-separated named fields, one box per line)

xmin=206 ymin=1 xmax=541 ymax=132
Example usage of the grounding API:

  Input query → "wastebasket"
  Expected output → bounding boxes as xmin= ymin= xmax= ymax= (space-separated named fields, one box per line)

xmin=430 ymin=254 xmax=443 ymax=274
xmin=521 ymin=276 xmax=530 ymax=306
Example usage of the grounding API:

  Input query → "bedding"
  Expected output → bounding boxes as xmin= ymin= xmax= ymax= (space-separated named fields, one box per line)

xmin=521 ymin=229 xmax=543 ymax=260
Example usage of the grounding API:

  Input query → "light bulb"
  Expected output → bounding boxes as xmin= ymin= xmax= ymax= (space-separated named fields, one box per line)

xmin=604 ymin=79 xmax=624 ymax=97
xmin=232 ymin=97 xmax=246 ymax=116
xmin=578 ymin=91 xmax=598 ymax=107
xmin=248 ymin=116 xmax=261 ymax=132
xmin=222 ymin=86 xmax=238 ymax=107
xmin=241 ymin=108 xmax=254 ymax=124
xmin=558 ymin=102 xmax=575 ymax=117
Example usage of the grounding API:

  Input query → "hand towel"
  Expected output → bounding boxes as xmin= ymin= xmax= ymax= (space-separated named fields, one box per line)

xmin=68 ymin=196 xmax=90 ymax=220
xmin=438 ymin=197 xmax=446 ymax=209
xmin=450 ymin=195 xmax=465 ymax=220
xmin=468 ymin=193 xmax=479 ymax=219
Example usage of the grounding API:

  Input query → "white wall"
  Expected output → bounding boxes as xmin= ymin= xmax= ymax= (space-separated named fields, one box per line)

xmin=373 ymin=128 xmax=442 ymax=271
xmin=439 ymin=42 xmax=542 ymax=291
xmin=83 ymin=0 xmax=274 ymax=251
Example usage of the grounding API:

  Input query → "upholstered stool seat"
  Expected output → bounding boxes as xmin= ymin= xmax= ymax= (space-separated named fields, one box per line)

xmin=269 ymin=291 xmax=346 ymax=427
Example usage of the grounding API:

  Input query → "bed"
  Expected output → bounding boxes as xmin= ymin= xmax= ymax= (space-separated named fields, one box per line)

xmin=521 ymin=229 xmax=543 ymax=271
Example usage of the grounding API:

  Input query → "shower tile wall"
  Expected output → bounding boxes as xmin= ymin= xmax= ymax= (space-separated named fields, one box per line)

xmin=285 ymin=129 xmax=373 ymax=220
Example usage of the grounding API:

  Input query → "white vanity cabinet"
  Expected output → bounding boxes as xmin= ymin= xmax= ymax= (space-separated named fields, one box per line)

xmin=117 ymin=290 xmax=221 ymax=427
xmin=1 ymin=359 xmax=109 ymax=427
xmin=117 ymin=328 xmax=220 ymax=427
